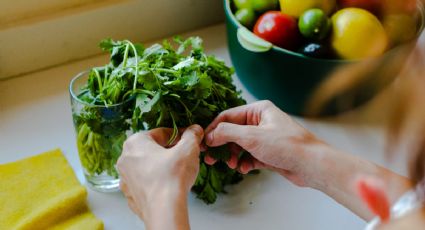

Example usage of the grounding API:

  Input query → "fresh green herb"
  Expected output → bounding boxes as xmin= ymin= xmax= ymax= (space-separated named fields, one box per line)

xmin=72 ymin=97 xmax=133 ymax=178
xmin=73 ymin=36 xmax=250 ymax=203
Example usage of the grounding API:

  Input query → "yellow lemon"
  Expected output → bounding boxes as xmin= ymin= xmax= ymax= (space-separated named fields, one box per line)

xmin=279 ymin=0 xmax=336 ymax=18
xmin=331 ymin=8 xmax=388 ymax=60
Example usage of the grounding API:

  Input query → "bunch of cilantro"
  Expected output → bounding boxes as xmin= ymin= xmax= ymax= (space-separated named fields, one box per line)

xmin=73 ymin=36 xmax=250 ymax=204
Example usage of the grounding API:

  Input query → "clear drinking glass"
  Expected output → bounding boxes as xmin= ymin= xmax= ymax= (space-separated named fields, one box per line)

xmin=69 ymin=71 xmax=133 ymax=192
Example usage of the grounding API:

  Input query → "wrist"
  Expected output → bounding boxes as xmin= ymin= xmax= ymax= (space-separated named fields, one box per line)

xmin=143 ymin=183 xmax=189 ymax=230
xmin=298 ymin=140 xmax=334 ymax=190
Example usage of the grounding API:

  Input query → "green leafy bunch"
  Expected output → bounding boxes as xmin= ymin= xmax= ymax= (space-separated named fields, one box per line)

xmin=72 ymin=94 xmax=133 ymax=179
xmin=75 ymin=36 xmax=248 ymax=203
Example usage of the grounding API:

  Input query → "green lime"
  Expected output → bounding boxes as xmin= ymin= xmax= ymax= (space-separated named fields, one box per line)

xmin=298 ymin=8 xmax=331 ymax=40
xmin=235 ymin=8 xmax=257 ymax=28
xmin=234 ymin=0 xmax=252 ymax=10
xmin=251 ymin=0 xmax=279 ymax=13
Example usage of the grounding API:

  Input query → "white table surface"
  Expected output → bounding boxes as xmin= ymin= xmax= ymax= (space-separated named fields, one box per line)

xmin=0 ymin=24 xmax=407 ymax=230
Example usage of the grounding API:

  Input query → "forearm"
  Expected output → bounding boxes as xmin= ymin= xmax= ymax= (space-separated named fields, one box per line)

xmin=144 ymin=188 xmax=190 ymax=230
xmin=306 ymin=143 xmax=411 ymax=221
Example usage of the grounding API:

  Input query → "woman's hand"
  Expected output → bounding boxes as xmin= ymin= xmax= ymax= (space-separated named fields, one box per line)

xmin=117 ymin=125 xmax=204 ymax=230
xmin=204 ymin=100 xmax=411 ymax=221
xmin=204 ymin=100 xmax=325 ymax=187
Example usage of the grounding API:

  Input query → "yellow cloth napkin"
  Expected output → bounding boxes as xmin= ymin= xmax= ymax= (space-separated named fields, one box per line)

xmin=0 ymin=149 xmax=103 ymax=230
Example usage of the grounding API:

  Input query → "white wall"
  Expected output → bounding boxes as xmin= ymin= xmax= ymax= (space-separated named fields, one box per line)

xmin=0 ymin=0 xmax=225 ymax=79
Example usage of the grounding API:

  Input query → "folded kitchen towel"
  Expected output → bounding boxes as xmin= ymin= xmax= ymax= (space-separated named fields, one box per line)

xmin=0 ymin=149 xmax=103 ymax=230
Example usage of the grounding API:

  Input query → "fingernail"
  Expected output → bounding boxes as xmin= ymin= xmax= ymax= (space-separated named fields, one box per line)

xmin=227 ymin=160 xmax=237 ymax=169
xmin=204 ymin=155 xmax=217 ymax=165
xmin=190 ymin=125 xmax=203 ymax=136
xmin=240 ymin=164 xmax=248 ymax=174
xmin=240 ymin=168 xmax=248 ymax=175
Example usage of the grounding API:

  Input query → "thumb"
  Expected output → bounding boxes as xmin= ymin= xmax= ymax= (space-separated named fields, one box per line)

xmin=205 ymin=122 xmax=255 ymax=148
xmin=174 ymin=124 xmax=204 ymax=152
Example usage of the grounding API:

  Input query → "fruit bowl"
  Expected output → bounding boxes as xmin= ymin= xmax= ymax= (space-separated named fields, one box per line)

xmin=224 ymin=0 xmax=424 ymax=116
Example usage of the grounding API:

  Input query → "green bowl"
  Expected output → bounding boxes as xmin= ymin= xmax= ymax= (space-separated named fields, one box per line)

xmin=224 ymin=0 xmax=424 ymax=116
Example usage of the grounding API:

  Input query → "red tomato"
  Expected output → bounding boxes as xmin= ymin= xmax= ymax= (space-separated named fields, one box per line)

xmin=337 ymin=0 xmax=383 ymax=15
xmin=253 ymin=11 xmax=300 ymax=50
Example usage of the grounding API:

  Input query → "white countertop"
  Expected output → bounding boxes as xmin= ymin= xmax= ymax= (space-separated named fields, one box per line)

xmin=0 ymin=24 xmax=406 ymax=230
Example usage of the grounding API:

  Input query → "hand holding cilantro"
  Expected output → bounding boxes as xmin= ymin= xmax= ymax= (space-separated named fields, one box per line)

xmin=72 ymin=37 xmax=250 ymax=203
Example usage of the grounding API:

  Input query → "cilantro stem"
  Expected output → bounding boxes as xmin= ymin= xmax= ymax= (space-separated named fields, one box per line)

xmin=215 ymin=83 xmax=234 ymax=93
xmin=167 ymin=111 xmax=178 ymax=146
xmin=123 ymin=89 xmax=154 ymax=99
xmin=156 ymin=68 xmax=178 ymax=75
xmin=93 ymin=68 xmax=103 ymax=92
xmin=122 ymin=44 xmax=130 ymax=68
xmin=124 ymin=40 xmax=139 ymax=90
xmin=153 ymin=71 xmax=164 ymax=90
xmin=190 ymin=100 xmax=201 ymax=113
xmin=172 ymin=96 xmax=192 ymax=123
xmin=103 ymin=65 xmax=109 ymax=88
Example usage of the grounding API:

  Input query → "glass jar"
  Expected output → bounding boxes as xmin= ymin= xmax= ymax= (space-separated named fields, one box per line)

xmin=69 ymin=71 xmax=133 ymax=192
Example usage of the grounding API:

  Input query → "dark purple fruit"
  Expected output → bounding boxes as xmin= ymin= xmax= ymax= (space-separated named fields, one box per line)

xmin=299 ymin=43 xmax=332 ymax=59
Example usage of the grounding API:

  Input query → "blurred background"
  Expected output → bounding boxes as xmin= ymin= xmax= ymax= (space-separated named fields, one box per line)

xmin=0 ymin=0 xmax=225 ymax=79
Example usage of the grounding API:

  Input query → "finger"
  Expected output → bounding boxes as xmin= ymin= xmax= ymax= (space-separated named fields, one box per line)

xmin=164 ymin=126 xmax=204 ymax=148
xmin=238 ymin=157 xmax=267 ymax=174
xmin=148 ymin=128 xmax=177 ymax=147
xmin=164 ymin=134 xmax=182 ymax=148
xmin=227 ymin=143 xmax=242 ymax=169
xmin=239 ymin=160 xmax=253 ymax=174
xmin=125 ymin=128 xmax=182 ymax=152
xmin=252 ymin=159 xmax=267 ymax=169
xmin=228 ymin=143 xmax=243 ymax=155
xmin=205 ymin=122 xmax=257 ymax=148
xmin=127 ymin=198 xmax=141 ymax=217
xmin=205 ymin=106 xmax=250 ymax=135
xmin=205 ymin=100 xmax=271 ymax=134
xmin=174 ymin=124 xmax=204 ymax=154
xmin=164 ymin=127 xmax=191 ymax=148
xmin=204 ymin=154 xmax=217 ymax=165
xmin=124 ymin=132 xmax=165 ymax=152
xmin=226 ymin=151 xmax=239 ymax=169
xmin=120 ymin=180 xmax=129 ymax=195
xmin=119 ymin=180 xmax=136 ymax=202
xmin=204 ymin=143 xmax=240 ymax=167
xmin=238 ymin=153 xmax=253 ymax=174
xmin=116 ymin=161 xmax=130 ymax=182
